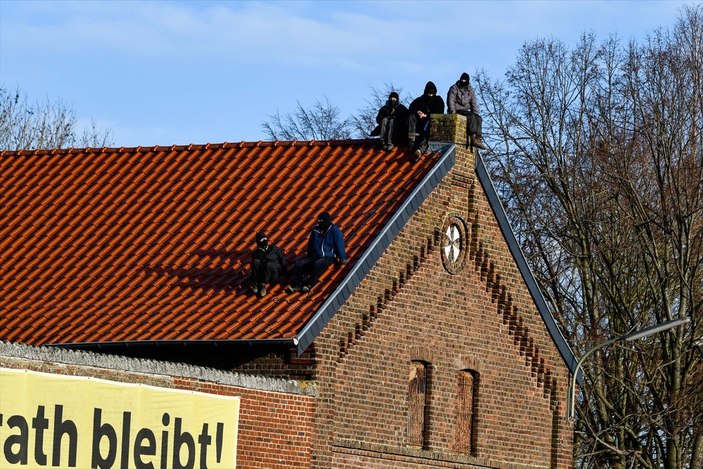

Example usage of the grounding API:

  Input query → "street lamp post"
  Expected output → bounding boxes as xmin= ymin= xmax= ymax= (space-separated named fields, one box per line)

xmin=566 ymin=317 xmax=691 ymax=422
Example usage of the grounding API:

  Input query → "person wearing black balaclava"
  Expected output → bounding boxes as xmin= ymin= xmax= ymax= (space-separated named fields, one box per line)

xmin=408 ymin=81 xmax=445 ymax=162
xmin=375 ymin=91 xmax=409 ymax=151
xmin=447 ymin=72 xmax=487 ymax=150
xmin=250 ymin=231 xmax=286 ymax=298
xmin=287 ymin=212 xmax=347 ymax=293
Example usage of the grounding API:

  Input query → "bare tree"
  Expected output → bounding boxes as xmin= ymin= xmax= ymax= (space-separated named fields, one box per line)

xmin=350 ymin=82 xmax=409 ymax=137
xmin=262 ymin=85 xmax=409 ymax=141
xmin=262 ymin=96 xmax=353 ymax=141
xmin=0 ymin=86 xmax=113 ymax=151
xmin=476 ymin=5 xmax=702 ymax=468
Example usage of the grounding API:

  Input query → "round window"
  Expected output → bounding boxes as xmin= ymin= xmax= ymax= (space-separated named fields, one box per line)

xmin=441 ymin=215 xmax=468 ymax=274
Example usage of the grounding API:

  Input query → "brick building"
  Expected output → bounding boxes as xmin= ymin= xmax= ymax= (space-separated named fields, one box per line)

xmin=0 ymin=114 xmax=577 ymax=468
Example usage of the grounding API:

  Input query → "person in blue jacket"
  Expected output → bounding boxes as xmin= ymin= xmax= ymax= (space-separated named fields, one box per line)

xmin=287 ymin=211 xmax=347 ymax=293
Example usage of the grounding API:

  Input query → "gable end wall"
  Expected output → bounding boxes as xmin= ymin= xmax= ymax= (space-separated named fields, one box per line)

xmin=309 ymin=114 xmax=573 ymax=469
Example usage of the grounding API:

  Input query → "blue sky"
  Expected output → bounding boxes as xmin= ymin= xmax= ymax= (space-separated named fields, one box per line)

xmin=0 ymin=0 xmax=695 ymax=147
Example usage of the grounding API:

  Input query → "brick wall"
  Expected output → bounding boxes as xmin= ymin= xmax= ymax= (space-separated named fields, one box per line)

xmin=233 ymin=345 xmax=318 ymax=380
xmin=0 ymin=343 xmax=316 ymax=469
xmin=309 ymin=114 xmax=573 ymax=468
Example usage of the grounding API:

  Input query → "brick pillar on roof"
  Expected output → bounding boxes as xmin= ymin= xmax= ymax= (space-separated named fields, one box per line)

xmin=429 ymin=113 xmax=476 ymax=174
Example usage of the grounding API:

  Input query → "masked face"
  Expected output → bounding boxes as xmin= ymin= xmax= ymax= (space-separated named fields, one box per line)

xmin=318 ymin=219 xmax=331 ymax=231
xmin=460 ymin=79 xmax=468 ymax=87
xmin=257 ymin=237 xmax=268 ymax=249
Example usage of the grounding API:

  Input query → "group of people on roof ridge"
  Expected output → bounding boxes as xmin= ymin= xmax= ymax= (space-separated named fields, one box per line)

xmin=374 ymin=72 xmax=487 ymax=162
xmin=247 ymin=73 xmax=483 ymax=297
xmin=249 ymin=212 xmax=346 ymax=298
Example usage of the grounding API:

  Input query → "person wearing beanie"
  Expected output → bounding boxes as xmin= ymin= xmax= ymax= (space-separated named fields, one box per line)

xmin=374 ymin=91 xmax=409 ymax=151
xmin=408 ymin=81 xmax=445 ymax=162
xmin=447 ymin=72 xmax=487 ymax=150
xmin=250 ymin=231 xmax=286 ymax=298
xmin=287 ymin=211 xmax=347 ymax=293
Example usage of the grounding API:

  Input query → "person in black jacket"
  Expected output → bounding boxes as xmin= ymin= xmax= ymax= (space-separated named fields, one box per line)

xmin=250 ymin=231 xmax=286 ymax=297
xmin=375 ymin=91 xmax=409 ymax=151
xmin=408 ymin=81 xmax=445 ymax=161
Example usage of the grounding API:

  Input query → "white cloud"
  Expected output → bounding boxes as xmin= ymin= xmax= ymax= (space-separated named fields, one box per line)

xmin=3 ymin=1 xmax=433 ymax=72
xmin=1 ymin=0 xmax=696 ymax=147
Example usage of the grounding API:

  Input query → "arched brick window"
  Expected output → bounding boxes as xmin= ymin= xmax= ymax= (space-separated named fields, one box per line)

xmin=407 ymin=360 xmax=429 ymax=448
xmin=456 ymin=369 xmax=479 ymax=454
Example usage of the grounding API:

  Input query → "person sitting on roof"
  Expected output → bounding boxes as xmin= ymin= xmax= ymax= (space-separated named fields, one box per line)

xmin=287 ymin=212 xmax=347 ymax=293
xmin=408 ymin=81 xmax=445 ymax=162
xmin=447 ymin=72 xmax=487 ymax=150
xmin=250 ymin=231 xmax=286 ymax=298
xmin=375 ymin=91 xmax=409 ymax=151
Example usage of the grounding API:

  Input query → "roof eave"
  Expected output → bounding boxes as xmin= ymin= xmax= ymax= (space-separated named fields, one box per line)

xmin=50 ymin=338 xmax=298 ymax=349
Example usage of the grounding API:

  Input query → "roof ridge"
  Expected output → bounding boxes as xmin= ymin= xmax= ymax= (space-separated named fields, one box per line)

xmin=0 ymin=139 xmax=375 ymax=158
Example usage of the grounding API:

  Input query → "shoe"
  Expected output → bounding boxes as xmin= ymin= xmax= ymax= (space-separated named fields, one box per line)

xmin=286 ymin=285 xmax=300 ymax=293
xmin=259 ymin=285 xmax=267 ymax=297
xmin=470 ymin=135 xmax=488 ymax=150
xmin=412 ymin=149 xmax=422 ymax=163
xmin=384 ymin=143 xmax=394 ymax=151
xmin=251 ymin=283 xmax=259 ymax=294
xmin=301 ymin=285 xmax=311 ymax=292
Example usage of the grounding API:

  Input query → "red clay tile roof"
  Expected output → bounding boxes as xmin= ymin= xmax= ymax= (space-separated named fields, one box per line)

xmin=0 ymin=140 xmax=449 ymax=348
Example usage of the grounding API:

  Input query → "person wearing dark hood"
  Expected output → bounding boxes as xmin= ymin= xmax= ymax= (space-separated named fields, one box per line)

xmin=375 ymin=91 xmax=409 ymax=151
xmin=287 ymin=212 xmax=347 ymax=293
xmin=408 ymin=81 xmax=445 ymax=162
xmin=447 ymin=72 xmax=487 ymax=150
xmin=250 ymin=231 xmax=286 ymax=298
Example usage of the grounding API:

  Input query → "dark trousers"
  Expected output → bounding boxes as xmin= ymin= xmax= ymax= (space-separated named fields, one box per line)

xmin=380 ymin=117 xmax=394 ymax=145
xmin=456 ymin=110 xmax=482 ymax=138
xmin=408 ymin=114 xmax=430 ymax=152
xmin=380 ymin=116 xmax=408 ymax=145
xmin=291 ymin=257 xmax=334 ymax=288
xmin=251 ymin=259 xmax=280 ymax=286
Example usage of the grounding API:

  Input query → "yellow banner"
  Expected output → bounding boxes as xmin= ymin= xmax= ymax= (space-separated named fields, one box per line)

xmin=0 ymin=367 xmax=239 ymax=468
